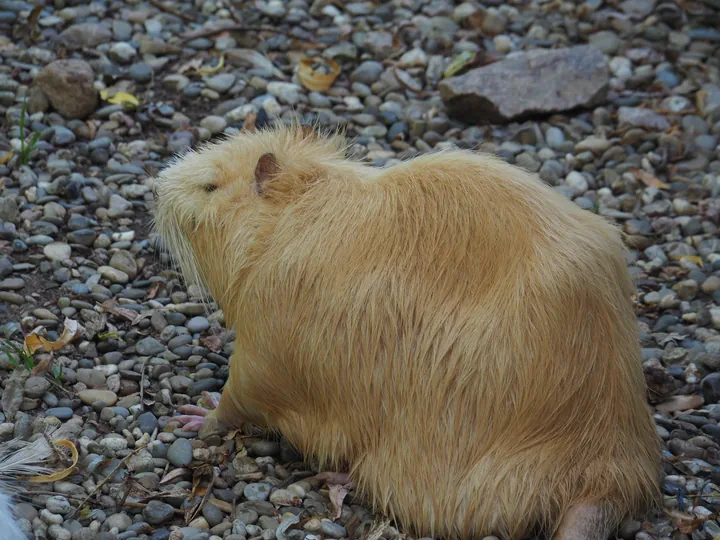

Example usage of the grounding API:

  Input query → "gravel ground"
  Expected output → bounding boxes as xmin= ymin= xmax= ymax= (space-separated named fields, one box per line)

xmin=1 ymin=0 xmax=720 ymax=539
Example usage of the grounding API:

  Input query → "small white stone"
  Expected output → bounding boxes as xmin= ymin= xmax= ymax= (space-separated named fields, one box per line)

xmin=565 ymin=171 xmax=589 ymax=196
xmin=40 ymin=509 xmax=64 ymax=525
xmin=43 ymin=242 xmax=71 ymax=262
xmin=98 ymin=266 xmax=129 ymax=284
xmin=493 ymin=35 xmax=512 ymax=54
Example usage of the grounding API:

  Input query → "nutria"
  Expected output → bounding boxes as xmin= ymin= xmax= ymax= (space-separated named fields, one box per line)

xmin=152 ymin=122 xmax=661 ymax=540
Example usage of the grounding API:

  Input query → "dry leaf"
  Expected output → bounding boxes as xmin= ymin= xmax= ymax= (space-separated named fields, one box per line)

xmin=208 ymin=497 xmax=233 ymax=513
xmin=131 ymin=310 xmax=157 ymax=326
xmin=631 ymin=168 xmax=669 ymax=189
xmin=99 ymin=90 xmax=140 ymax=108
xmin=328 ymin=483 xmax=350 ymax=519
xmin=177 ymin=57 xmax=204 ymax=74
xmin=244 ymin=111 xmax=258 ymax=131
xmin=656 ymin=394 xmax=704 ymax=415
xmin=147 ymin=282 xmax=160 ymax=299
xmin=30 ymin=356 xmax=53 ymax=376
xmin=200 ymin=334 xmax=223 ymax=352
xmin=27 ymin=5 xmax=42 ymax=27
xmin=674 ymin=255 xmax=704 ymax=267
xmin=297 ymin=57 xmax=340 ymax=92
xmin=468 ymin=10 xmax=484 ymax=29
xmin=225 ymin=49 xmax=286 ymax=80
xmin=160 ymin=467 xmax=192 ymax=484
xmin=198 ymin=54 xmax=225 ymax=75
xmin=99 ymin=300 xmax=141 ymax=323
xmin=0 ymin=150 xmax=13 ymax=165
xmin=25 ymin=318 xmax=83 ymax=354
xmin=28 ymin=440 xmax=78 ymax=483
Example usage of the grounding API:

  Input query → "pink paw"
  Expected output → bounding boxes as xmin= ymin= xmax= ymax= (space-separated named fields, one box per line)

xmin=174 ymin=391 xmax=222 ymax=432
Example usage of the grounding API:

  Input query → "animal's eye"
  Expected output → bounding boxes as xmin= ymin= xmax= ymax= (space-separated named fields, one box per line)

xmin=204 ymin=184 xmax=218 ymax=193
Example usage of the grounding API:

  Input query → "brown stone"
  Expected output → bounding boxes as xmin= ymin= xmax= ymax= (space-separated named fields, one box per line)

xmin=35 ymin=59 xmax=98 ymax=120
xmin=439 ymin=45 xmax=609 ymax=124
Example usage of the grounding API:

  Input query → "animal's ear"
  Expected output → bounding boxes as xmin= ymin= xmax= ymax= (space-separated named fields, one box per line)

xmin=254 ymin=152 xmax=281 ymax=196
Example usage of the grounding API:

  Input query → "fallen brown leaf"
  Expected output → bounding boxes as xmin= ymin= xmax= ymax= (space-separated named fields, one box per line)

xmin=328 ymin=483 xmax=350 ymax=519
xmin=656 ymin=394 xmax=704 ymax=415
xmin=244 ymin=111 xmax=258 ymax=131
xmin=30 ymin=355 xmax=53 ymax=376
xmin=99 ymin=300 xmax=140 ymax=323
xmin=631 ymin=168 xmax=669 ymax=189
xmin=147 ymin=281 xmax=161 ymax=299
xmin=160 ymin=467 xmax=192 ymax=484
xmin=200 ymin=334 xmax=223 ymax=352
xmin=208 ymin=497 xmax=233 ymax=513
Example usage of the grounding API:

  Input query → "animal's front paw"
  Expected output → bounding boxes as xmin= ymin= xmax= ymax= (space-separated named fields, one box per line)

xmin=174 ymin=391 xmax=223 ymax=433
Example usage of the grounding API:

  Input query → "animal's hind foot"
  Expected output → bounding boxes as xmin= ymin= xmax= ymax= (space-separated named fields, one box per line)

xmin=554 ymin=504 xmax=613 ymax=540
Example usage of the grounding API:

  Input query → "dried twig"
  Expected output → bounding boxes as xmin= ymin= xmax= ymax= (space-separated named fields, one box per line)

xmin=180 ymin=24 xmax=327 ymax=46
xmin=139 ymin=361 xmax=147 ymax=410
xmin=148 ymin=0 xmax=195 ymax=22
xmin=186 ymin=467 xmax=217 ymax=524
xmin=68 ymin=444 xmax=147 ymax=519
xmin=125 ymin=501 xmax=185 ymax=515
xmin=389 ymin=67 xmax=432 ymax=98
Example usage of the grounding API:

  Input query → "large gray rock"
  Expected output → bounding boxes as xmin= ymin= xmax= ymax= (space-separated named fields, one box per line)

xmin=439 ymin=45 xmax=609 ymax=124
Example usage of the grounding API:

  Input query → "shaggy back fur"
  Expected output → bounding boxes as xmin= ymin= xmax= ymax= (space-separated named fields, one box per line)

xmin=153 ymin=123 xmax=661 ymax=539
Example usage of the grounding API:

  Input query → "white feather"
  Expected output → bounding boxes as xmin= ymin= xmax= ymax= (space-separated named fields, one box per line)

xmin=0 ymin=423 xmax=75 ymax=539
xmin=0 ymin=490 xmax=28 ymax=540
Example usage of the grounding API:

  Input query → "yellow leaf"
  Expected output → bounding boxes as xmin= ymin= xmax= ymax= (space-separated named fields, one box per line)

xmin=25 ymin=318 xmax=83 ymax=354
xmin=443 ymin=51 xmax=476 ymax=79
xmin=0 ymin=150 xmax=13 ymax=165
xmin=674 ymin=255 xmax=704 ymax=268
xmin=297 ymin=57 xmax=340 ymax=93
xmin=29 ymin=440 xmax=78 ymax=483
xmin=100 ymin=90 xmax=140 ymax=108
xmin=198 ymin=54 xmax=225 ymax=75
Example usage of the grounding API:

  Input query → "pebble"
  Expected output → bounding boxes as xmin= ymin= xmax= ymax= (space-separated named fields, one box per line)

xmin=24 ymin=376 xmax=50 ymax=398
xmin=78 ymin=389 xmax=118 ymax=406
xmin=43 ymin=242 xmax=71 ymax=262
xmin=244 ymin=483 xmax=271 ymax=501
xmin=136 ymin=337 xmax=165 ymax=356
xmin=143 ymin=501 xmax=176 ymax=525
xmin=187 ymin=316 xmax=210 ymax=333
xmin=45 ymin=408 xmax=73 ymax=421
xmin=167 ymin=438 xmax=193 ymax=467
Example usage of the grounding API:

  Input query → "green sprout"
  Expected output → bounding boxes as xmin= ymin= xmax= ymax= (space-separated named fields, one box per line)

xmin=52 ymin=363 xmax=63 ymax=381
xmin=0 ymin=338 xmax=35 ymax=372
xmin=19 ymin=94 xmax=41 ymax=166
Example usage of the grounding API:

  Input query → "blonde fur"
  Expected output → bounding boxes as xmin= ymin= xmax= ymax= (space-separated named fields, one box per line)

xmin=153 ymin=122 xmax=662 ymax=539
